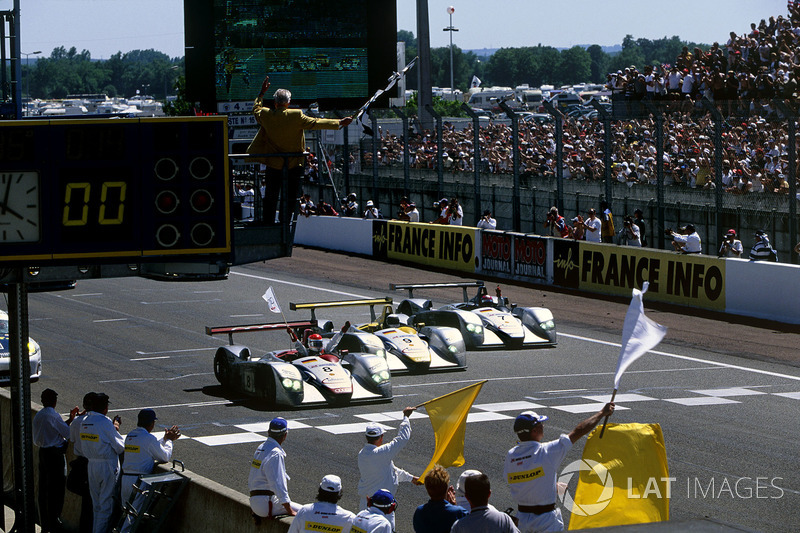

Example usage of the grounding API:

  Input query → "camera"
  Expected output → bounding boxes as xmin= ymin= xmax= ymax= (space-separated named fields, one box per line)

xmin=664 ymin=228 xmax=673 ymax=236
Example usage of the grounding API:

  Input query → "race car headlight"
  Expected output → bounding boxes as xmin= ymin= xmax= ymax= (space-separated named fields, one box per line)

xmin=466 ymin=323 xmax=476 ymax=332
xmin=448 ymin=345 xmax=459 ymax=353
xmin=371 ymin=370 xmax=390 ymax=383
xmin=282 ymin=378 xmax=302 ymax=391
xmin=539 ymin=320 xmax=555 ymax=330
xmin=376 ymin=349 xmax=386 ymax=358
xmin=28 ymin=342 xmax=39 ymax=357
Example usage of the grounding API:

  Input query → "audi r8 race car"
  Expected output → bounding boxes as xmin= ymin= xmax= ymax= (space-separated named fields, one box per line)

xmin=289 ymin=298 xmax=467 ymax=374
xmin=1 ymin=309 xmax=42 ymax=383
xmin=206 ymin=320 xmax=391 ymax=407
xmin=390 ymin=281 xmax=557 ymax=350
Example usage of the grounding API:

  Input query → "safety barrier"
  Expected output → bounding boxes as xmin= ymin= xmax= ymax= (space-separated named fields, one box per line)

xmin=295 ymin=216 xmax=800 ymax=325
xmin=0 ymin=389 xmax=291 ymax=533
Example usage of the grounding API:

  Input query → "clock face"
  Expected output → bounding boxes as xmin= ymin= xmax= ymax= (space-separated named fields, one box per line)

xmin=0 ymin=172 xmax=41 ymax=243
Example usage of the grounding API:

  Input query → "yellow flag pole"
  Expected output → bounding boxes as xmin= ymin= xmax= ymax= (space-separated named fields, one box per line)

xmin=598 ymin=388 xmax=617 ymax=439
xmin=413 ymin=380 xmax=489 ymax=409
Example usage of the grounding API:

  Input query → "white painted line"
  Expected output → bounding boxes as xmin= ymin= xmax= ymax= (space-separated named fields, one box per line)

xmin=194 ymin=432 xmax=265 ymax=446
xmin=774 ymin=392 xmax=800 ymax=400
xmin=354 ymin=412 xmax=428 ymax=423
xmin=99 ymin=372 xmax=213 ymax=384
xmin=581 ymin=393 xmax=658 ymax=403
xmin=104 ymin=400 xmax=234 ymax=414
xmin=466 ymin=412 xmax=512 ymax=423
xmin=131 ymin=356 xmax=170 ymax=361
xmin=663 ymin=397 xmax=741 ymax=406
xmin=236 ymin=421 xmax=312 ymax=432
xmin=689 ymin=387 xmax=767 ymax=397
xmin=230 ymin=314 xmax=264 ymax=318
xmin=550 ymin=403 xmax=631 ymax=414
xmin=230 ymin=271 xmax=371 ymax=299
xmin=559 ymin=332 xmax=800 ymax=383
xmin=150 ymin=431 xmax=190 ymax=441
xmin=71 ymin=293 xmax=104 ymax=297
xmin=135 ymin=348 xmax=216 ymax=355
xmin=193 ymin=290 xmax=224 ymax=294
xmin=140 ymin=299 xmax=223 ymax=305
xmin=93 ymin=318 xmax=128 ymax=323
xmin=316 ymin=422 xmax=394 ymax=435
xmin=474 ymin=401 xmax=545 ymax=412
xmin=540 ymin=389 xmax=588 ymax=394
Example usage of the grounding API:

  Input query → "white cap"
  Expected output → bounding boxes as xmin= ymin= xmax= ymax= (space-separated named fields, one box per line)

xmin=365 ymin=423 xmax=385 ymax=438
xmin=456 ymin=470 xmax=482 ymax=495
xmin=320 ymin=475 xmax=342 ymax=493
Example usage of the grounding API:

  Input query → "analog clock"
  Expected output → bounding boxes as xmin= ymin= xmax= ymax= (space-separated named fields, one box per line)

xmin=0 ymin=172 xmax=41 ymax=243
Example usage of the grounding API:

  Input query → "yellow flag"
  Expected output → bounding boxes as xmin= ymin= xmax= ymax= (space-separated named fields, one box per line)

xmin=419 ymin=380 xmax=487 ymax=479
xmin=568 ymin=423 xmax=669 ymax=530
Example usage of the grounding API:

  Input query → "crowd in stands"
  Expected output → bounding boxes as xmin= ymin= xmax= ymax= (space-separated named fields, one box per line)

xmin=360 ymin=10 xmax=800 ymax=197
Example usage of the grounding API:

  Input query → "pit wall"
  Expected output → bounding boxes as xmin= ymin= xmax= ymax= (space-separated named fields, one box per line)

xmin=1 ymin=388 xmax=291 ymax=533
xmin=295 ymin=216 xmax=800 ymax=325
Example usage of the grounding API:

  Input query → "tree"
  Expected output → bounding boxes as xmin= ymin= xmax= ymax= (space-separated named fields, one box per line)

xmin=557 ymin=46 xmax=591 ymax=86
xmin=586 ymin=44 xmax=609 ymax=83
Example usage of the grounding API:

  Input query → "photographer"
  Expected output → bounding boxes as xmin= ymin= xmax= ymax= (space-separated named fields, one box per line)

xmin=668 ymin=224 xmax=702 ymax=254
xmin=477 ymin=209 xmax=497 ymax=230
xmin=718 ymin=229 xmax=743 ymax=257
xmin=619 ymin=216 xmax=642 ymax=246
xmin=544 ymin=206 xmax=570 ymax=238
xmin=447 ymin=197 xmax=463 ymax=226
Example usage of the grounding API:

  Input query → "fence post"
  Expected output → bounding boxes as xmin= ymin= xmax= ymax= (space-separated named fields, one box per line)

xmin=462 ymin=103 xmax=483 ymax=226
xmin=391 ymin=106 xmax=411 ymax=198
xmin=424 ymin=104 xmax=444 ymax=201
xmin=590 ymin=99 xmax=614 ymax=215
xmin=643 ymin=100 xmax=665 ymax=249
xmin=499 ymin=100 xmax=521 ymax=232
xmin=371 ymin=114 xmax=379 ymax=203
xmin=774 ymin=99 xmax=798 ymax=263
xmin=701 ymin=97 xmax=724 ymax=255
xmin=542 ymin=100 xmax=564 ymax=215
xmin=531 ymin=186 xmax=538 ymax=234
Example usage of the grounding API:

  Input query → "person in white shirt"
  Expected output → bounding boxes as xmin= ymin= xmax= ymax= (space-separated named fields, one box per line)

xmin=33 ymin=388 xmax=78 ymax=533
xmin=583 ymin=208 xmax=602 ymax=243
xmin=119 ymin=409 xmax=180 ymax=532
xmin=357 ymin=407 xmax=420 ymax=530
xmin=718 ymin=229 xmax=743 ymax=258
xmin=68 ymin=392 xmax=97 ymax=533
xmin=477 ymin=209 xmax=497 ymax=230
xmin=352 ymin=490 xmax=396 ymax=533
xmin=287 ymin=475 xmax=355 ymax=533
xmin=448 ymin=198 xmax=463 ymax=226
xmin=80 ymin=392 xmax=125 ymax=533
xmin=669 ymin=224 xmax=702 ymax=253
xmin=504 ymin=406 xmax=614 ymax=533
xmin=249 ymin=417 xmax=300 ymax=520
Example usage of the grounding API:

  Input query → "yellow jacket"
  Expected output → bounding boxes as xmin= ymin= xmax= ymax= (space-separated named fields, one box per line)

xmin=247 ymin=97 xmax=340 ymax=170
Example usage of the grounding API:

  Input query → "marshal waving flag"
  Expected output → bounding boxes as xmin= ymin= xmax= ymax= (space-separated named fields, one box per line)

xmin=418 ymin=380 xmax=487 ymax=478
xmin=262 ymin=286 xmax=282 ymax=314
xmin=613 ymin=282 xmax=667 ymax=389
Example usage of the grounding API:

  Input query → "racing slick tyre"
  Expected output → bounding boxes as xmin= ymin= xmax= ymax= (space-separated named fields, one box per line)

xmin=214 ymin=351 xmax=233 ymax=388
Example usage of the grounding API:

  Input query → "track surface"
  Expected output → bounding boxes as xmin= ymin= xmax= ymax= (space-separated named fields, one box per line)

xmin=13 ymin=247 xmax=800 ymax=531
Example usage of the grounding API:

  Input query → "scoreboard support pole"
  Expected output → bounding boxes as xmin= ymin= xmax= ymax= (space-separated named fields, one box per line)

xmin=8 ymin=279 xmax=35 ymax=533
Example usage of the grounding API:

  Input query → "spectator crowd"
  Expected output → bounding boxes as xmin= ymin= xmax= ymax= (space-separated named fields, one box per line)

xmin=360 ymin=10 xmax=800 ymax=198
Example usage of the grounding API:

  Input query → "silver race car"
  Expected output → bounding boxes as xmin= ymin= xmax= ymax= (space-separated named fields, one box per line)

xmin=290 ymin=298 xmax=467 ymax=374
xmin=1 ymin=309 xmax=42 ymax=383
xmin=391 ymin=281 xmax=557 ymax=350
xmin=206 ymin=320 xmax=391 ymax=407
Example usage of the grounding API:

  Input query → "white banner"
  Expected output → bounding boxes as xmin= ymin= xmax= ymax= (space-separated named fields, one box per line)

xmin=262 ymin=287 xmax=282 ymax=314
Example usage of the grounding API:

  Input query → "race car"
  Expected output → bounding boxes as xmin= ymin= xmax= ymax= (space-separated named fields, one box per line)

xmin=390 ymin=281 xmax=557 ymax=350
xmin=290 ymin=298 xmax=467 ymax=374
xmin=206 ymin=320 xmax=391 ymax=407
xmin=1 ymin=309 xmax=42 ymax=383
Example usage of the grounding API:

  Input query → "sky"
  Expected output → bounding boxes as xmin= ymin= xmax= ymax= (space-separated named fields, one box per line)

xmin=9 ymin=0 xmax=789 ymax=60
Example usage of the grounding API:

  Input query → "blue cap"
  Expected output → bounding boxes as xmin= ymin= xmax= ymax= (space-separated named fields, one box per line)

xmin=269 ymin=417 xmax=288 ymax=434
xmin=370 ymin=489 xmax=395 ymax=508
xmin=137 ymin=409 xmax=158 ymax=427
xmin=514 ymin=411 xmax=548 ymax=433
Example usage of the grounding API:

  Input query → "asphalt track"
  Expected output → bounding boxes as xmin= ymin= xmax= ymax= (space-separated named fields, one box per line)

xmin=15 ymin=247 xmax=800 ymax=532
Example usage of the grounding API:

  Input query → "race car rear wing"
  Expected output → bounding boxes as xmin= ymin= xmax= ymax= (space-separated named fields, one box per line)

xmin=390 ymin=281 xmax=485 ymax=302
xmin=206 ymin=320 xmax=317 ymax=345
xmin=290 ymin=297 xmax=393 ymax=322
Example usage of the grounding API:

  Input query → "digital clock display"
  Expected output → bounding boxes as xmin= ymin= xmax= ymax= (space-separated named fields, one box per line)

xmin=0 ymin=117 xmax=231 ymax=264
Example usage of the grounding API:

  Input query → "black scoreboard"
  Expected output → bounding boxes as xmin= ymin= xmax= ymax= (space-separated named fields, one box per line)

xmin=0 ymin=117 xmax=231 ymax=265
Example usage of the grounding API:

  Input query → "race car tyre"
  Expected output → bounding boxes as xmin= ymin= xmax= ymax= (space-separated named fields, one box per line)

xmin=214 ymin=351 xmax=233 ymax=388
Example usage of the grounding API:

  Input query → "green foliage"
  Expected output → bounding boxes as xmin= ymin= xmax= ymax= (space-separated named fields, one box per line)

xmin=164 ymin=76 xmax=195 ymax=116
xmin=24 ymin=47 xmax=183 ymax=100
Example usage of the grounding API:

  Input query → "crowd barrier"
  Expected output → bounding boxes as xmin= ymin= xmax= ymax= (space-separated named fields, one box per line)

xmin=1 ymin=389 xmax=291 ymax=533
xmin=295 ymin=216 xmax=800 ymax=325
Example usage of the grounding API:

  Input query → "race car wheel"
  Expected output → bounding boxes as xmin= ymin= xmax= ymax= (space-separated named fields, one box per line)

xmin=214 ymin=352 xmax=233 ymax=388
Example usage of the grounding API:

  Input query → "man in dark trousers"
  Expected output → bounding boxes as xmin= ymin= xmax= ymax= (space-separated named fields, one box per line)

xmin=247 ymin=76 xmax=352 ymax=223
xmin=32 ymin=388 xmax=79 ymax=532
